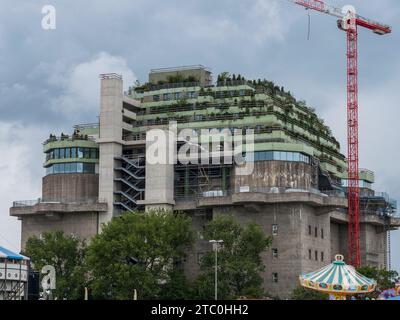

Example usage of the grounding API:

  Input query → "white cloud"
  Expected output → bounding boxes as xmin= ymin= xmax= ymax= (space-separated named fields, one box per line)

xmin=0 ymin=122 xmax=46 ymax=251
xmin=51 ymin=52 xmax=136 ymax=116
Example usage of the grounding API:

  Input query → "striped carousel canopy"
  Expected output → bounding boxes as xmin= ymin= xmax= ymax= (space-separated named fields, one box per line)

xmin=0 ymin=246 xmax=29 ymax=260
xmin=299 ymin=255 xmax=376 ymax=295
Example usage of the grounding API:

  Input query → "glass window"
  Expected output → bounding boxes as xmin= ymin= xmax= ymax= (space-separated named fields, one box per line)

xmin=163 ymin=93 xmax=170 ymax=101
xmin=65 ymin=163 xmax=71 ymax=173
xmin=59 ymin=148 xmax=65 ymax=158
xmin=54 ymin=149 xmax=60 ymax=159
xmin=293 ymin=153 xmax=300 ymax=162
xmin=91 ymin=148 xmax=97 ymax=159
xmin=309 ymin=249 xmax=312 ymax=260
xmin=321 ymin=229 xmax=324 ymax=239
xmin=65 ymin=148 xmax=71 ymax=158
xmin=84 ymin=148 xmax=90 ymax=159
xmin=272 ymin=248 xmax=278 ymax=259
xmin=70 ymin=162 xmax=77 ymax=172
xmin=239 ymin=90 xmax=245 ymax=96
xmin=308 ymin=225 xmax=312 ymax=235
xmin=273 ymin=151 xmax=280 ymax=161
xmin=315 ymin=251 xmax=318 ymax=261
xmin=272 ymin=273 xmax=278 ymax=283
xmin=71 ymin=147 xmax=77 ymax=158
xmin=153 ymin=95 xmax=160 ymax=102
xmin=78 ymin=148 xmax=84 ymax=158
xmin=175 ymin=92 xmax=181 ymax=100
xmin=77 ymin=163 xmax=83 ymax=173
xmin=321 ymin=252 xmax=324 ymax=262
xmin=287 ymin=152 xmax=294 ymax=162
xmin=315 ymin=227 xmax=318 ymax=238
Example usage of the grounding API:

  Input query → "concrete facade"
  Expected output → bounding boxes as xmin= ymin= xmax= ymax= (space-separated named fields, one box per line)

xmin=10 ymin=67 xmax=400 ymax=299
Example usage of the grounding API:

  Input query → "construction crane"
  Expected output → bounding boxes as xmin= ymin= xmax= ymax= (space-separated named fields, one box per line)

xmin=286 ymin=0 xmax=391 ymax=267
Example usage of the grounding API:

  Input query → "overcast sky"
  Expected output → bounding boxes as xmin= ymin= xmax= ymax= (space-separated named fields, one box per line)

xmin=0 ymin=0 xmax=399 ymax=271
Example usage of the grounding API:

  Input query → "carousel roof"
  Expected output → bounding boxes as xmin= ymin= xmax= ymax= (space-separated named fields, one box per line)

xmin=0 ymin=246 xmax=29 ymax=260
xmin=299 ymin=255 xmax=376 ymax=295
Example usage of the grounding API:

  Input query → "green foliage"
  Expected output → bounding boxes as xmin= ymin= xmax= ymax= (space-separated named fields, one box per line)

xmin=291 ymin=286 xmax=329 ymax=300
xmin=24 ymin=231 xmax=87 ymax=300
xmin=86 ymin=210 xmax=194 ymax=300
xmin=191 ymin=216 xmax=272 ymax=300
xmin=357 ymin=266 xmax=399 ymax=299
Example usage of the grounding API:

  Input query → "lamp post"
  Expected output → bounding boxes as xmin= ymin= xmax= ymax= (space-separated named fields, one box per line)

xmin=209 ymin=240 xmax=224 ymax=300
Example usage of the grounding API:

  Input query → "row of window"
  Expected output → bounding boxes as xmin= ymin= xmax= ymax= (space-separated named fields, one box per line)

xmin=247 ymin=151 xmax=311 ymax=164
xmin=309 ymin=250 xmax=325 ymax=262
xmin=154 ymin=91 xmax=198 ymax=102
xmin=308 ymin=225 xmax=324 ymax=239
xmin=342 ymin=179 xmax=372 ymax=189
xmin=45 ymin=162 xmax=96 ymax=175
xmin=152 ymin=90 xmax=248 ymax=102
xmin=46 ymin=147 xmax=99 ymax=161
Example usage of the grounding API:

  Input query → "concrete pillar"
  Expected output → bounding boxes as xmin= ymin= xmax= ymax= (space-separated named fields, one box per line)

xmin=139 ymin=128 xmax=175 ymax=211
xmin=97 ymin=74 xmax=124 ymax=228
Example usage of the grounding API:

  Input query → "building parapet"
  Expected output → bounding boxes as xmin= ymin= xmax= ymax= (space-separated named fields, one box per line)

xmin=10 ymin=198 xmax=108 ymax=217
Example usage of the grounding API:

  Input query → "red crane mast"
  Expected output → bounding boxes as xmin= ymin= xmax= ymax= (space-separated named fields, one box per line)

xmin=288 ymin=0 xmax=391 ymax=266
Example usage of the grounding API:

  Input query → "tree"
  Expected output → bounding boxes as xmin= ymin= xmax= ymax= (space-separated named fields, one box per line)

xmin=291 ymin=286 xmax=329 ymax=300
xmin=191 ymin=216 xmax=272 ymax=299
xmin=86 ymin=210 xmax=194 ymax=300
xmin=357 ymin=266 xmax=399 ymax=299
xmin=24 ymin=231 xmax=87 ymax=300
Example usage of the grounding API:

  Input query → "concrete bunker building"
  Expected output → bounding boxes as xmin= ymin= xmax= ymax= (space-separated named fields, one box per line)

xmin=10 ymin=66 xmax=400 ymax=297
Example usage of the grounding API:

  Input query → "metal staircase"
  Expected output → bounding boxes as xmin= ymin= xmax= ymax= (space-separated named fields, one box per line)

xmin=114 ymin=155 xmax=145 ymax=213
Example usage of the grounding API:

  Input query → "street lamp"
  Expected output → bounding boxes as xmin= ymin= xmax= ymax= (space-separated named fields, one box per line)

xmin=209 ymin=239 xmax=224 ymax=300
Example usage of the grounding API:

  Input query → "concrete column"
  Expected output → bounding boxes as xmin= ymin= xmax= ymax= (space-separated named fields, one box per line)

xmin=97 ymin=74 xmax=124 ymax=228
xmin=139 ymin=127 xmax=175 ymax=211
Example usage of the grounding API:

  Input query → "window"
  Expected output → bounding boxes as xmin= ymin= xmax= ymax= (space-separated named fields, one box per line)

xmin=71 ymin=147 xmax=77 ymax=158
xmin=78 ymin=148 xmax=84 ymax=158
xmin=84 ymin=148 xmax=90 ymax=159
xmin=54 ymin=149 xmax=60 ymax=159
xmin=197 ymin=253 xmax=204 ymax=264
xmin=321 ymin=228 xmax=324 ymax=239
xmin=153 ymin=95 xmax=160 ymax=102
xmin=272 ymin=273 xmax=278 ymax=283
xmin=65 ymin=148 xmax=71 ymax=158
xmin=239 ymin=90 xmax=245 ymax=96
xmin=315 ymin=227 xmax=318 ymax=238
xmin=315 ymin=251 xmax=318 ymax=261
xmin=272 ymin=248 xmax=278 ymax=259
xmin=272 ymin=224 xmax=278 ymax=236
xmin=308 ymin=225 xmax=312 ymax=235
xmin=321 ymin=252 xmax=324 ymax=262
xmin=90 ymin=148 xmax=97 ymax=159
xmin=59 ymin=148 xmax=65 ymax=158
xmin=309 ymin=249 xmax=312 ymax=260
xmin=175 ymin=92 xmax=181 ymax=100
xmin=163 ymin=93 xmax=170 ymax=101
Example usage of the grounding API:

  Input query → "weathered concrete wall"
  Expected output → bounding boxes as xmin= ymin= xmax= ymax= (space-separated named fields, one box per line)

xmin=20 ymin=212 xmax=99 ymax=250
xmin=232 ymin=161 xmax=315 ymax=191
xmin=42 ymin=173 xmax=99 ymax=202
xmin=208 ymin=203 xmax=332 ymax=298
xmin=183 ymin=211 xmax=212 ymax=281
xmin=360 ymin=224 xmax=387 ymax=268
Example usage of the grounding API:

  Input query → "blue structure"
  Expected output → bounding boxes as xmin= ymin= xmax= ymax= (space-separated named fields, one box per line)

xmin=0 ymin=246 xmax=30 ymax=300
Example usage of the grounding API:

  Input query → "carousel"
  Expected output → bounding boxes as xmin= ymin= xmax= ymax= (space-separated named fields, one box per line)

xmin=299 ymin=254 xmax=377 ymax=300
